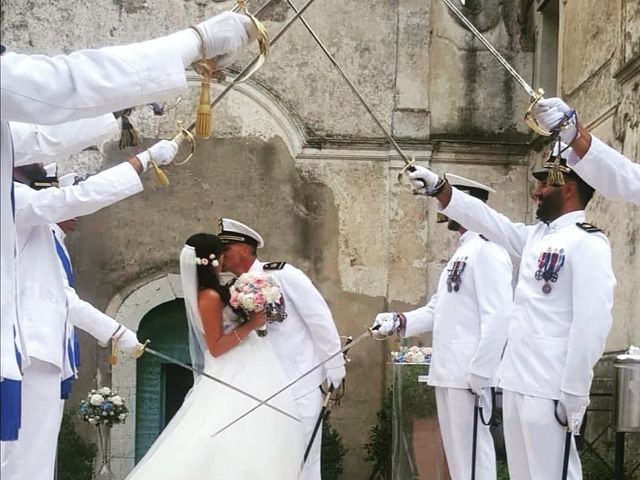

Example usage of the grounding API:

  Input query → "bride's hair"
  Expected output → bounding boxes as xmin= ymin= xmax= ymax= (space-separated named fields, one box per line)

xmin=184 ymin=233 xmax=230 ymax=305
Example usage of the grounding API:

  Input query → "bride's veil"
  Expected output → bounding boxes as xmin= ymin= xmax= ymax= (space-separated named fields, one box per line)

xmin=180 ymin=245 xmax=206 ymax=379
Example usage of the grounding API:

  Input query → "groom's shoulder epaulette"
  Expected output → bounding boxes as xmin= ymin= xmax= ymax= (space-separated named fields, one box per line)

xmin=263 ymin=261 xmax=287 ymax=270
xmin=576 ymin=222 xmax=603 ymax=234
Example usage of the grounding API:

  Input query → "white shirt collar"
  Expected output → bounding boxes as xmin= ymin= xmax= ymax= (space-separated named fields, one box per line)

xmin=249 ymin=258 xmax=262 ymax=272
xmin=548 ymin=210 xmax=585 ymax=232
xmin=459 ymin=230 xmax=479 ymax=245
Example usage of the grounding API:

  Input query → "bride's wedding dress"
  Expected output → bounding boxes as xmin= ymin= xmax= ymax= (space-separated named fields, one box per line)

xmin=127 ymin=307 xmax=304 ymax=479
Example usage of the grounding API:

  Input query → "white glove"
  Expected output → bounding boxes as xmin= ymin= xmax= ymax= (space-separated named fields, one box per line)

xmin=559 ymin=392 xmax=589 ymax=433
xmin=532 ymin=97 xmax=577 ymax=144
xmin=117 ymin=328 xmax=145 ymax=359
xmin=371 ymin=312 xmax=400 ymax=338
xmin=467 ymin=373 xmax=492 ymax=397
xmin=136 ymin=140 xmax=179 ymax=172
xmin=326 ymin=365 xmax=346 ymax=389
xmin=408 ymin=166 xmax=440 ymax=196
xmin=195 ymin=12 xmax=257 ymax=70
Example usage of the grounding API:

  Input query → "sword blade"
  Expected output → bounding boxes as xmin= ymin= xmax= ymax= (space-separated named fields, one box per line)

xmin=143 ymin=346 xmax=300 ymax=423
xmin=440 ymin=0 xmax=537 ymax=98
xmin=210 ymin=326 xmax=377 ymax=438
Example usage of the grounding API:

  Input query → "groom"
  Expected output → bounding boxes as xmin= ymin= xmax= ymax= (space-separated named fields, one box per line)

xmin=217 ymin=218 xmax=345 ymax=480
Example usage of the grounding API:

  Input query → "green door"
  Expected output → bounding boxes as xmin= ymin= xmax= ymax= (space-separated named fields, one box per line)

xmin=134 ymin=299 xmax=194 ymax=462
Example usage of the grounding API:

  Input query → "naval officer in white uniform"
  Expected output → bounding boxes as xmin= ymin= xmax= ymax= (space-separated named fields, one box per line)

xmin=372 ymin=175 xmax=513 ymax=480
xmin=217 ymin=218 xmax=345 ymax=480
xmin=3 ymin=130 xmax=177 ymax=480
xmin=406 ymin=147 xmax=615 ymax=480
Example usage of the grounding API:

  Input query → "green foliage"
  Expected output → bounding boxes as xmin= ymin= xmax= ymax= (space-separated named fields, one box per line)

xmin=363 ymin=387 xmax=393 ymax=480
xmin=321 ymin=411 xmax=348 ymax=480
xmin=56 ymin=412 xmax=96 ymax=480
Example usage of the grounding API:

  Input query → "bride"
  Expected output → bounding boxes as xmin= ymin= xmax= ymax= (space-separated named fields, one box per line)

xmin=127 ymin=233 xmax=304 ymax=479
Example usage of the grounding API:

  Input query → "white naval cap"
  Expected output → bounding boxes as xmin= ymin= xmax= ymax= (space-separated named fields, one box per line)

xmin=445 ymin=173 xmax=495 ymax=200
xmin=58 ymin=173 xmax=79 ymax=188
xmin=44 ymin=162 xmax=57 ymax=177
xmin=217 ymin=218 xmax=264 ymax=249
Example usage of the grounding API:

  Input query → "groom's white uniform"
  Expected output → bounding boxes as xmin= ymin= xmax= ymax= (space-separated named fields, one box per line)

xmin=218 ymin=218 xmax=344 ymax=480
xmin=2 ymin=120 xmax=147 ymax=480
xmin=250 ymin=259 xmax=344 ymax=480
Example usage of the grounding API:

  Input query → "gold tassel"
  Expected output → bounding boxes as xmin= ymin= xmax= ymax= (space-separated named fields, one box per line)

xmin=149 ymin=161 xmax=170 ymax=188
xmin=547 ymin=167 xmax=565 ymax=187
xmin=119 ymin=114 xmax=140 ymax=149
xmin=195 ymin=76 xmax=211 ymax=139
xmin=109 ymin=339 xmax=118 ymax=365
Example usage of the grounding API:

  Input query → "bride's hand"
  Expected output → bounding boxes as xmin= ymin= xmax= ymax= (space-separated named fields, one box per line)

xmin=248 ymin=311 xmax=267 ymax=329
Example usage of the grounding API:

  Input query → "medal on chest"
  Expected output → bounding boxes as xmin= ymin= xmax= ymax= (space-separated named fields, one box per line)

xmin=446 ymin=256 xmax=468 ymax=292
xmin=534 ymin=247 xmax=565 ymax=294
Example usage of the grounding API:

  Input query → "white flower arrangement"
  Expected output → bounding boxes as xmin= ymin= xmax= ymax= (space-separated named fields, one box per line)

xmin=391 ymin=346 xmax=432 ymax=364
xmin=229 ymin=271 xmax=287 ymax=337
xmin=79 ymin=387 xmax=129 ymax=427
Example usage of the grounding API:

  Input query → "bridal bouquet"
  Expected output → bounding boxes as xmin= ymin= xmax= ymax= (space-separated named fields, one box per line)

xmin=79 ymin=386 xmax=128 ymax=427
xmin=229 ymin=271 xmax=287 ymax=337
xmin=391 ymin=346 xmax=432 ymax=364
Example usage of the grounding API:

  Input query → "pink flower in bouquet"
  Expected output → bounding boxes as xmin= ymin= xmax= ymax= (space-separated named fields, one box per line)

xmin=253 ymin=292 xmax=266 ymax=307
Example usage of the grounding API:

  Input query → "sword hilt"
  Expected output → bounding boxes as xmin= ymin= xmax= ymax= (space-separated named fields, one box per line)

xmin=524 ymin=88 xmax=553 ymax=136
xmin=172 ymin=123 xmax=196 ymax=165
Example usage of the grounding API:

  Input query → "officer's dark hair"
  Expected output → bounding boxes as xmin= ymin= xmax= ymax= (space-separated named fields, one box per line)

xmin=185 ymin=233 xmax=230 ymax=305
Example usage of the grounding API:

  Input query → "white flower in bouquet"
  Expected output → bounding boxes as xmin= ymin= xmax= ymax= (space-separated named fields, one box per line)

xmin=111 ymin=395 xmax=123 ymax=406
xmin=99 ymin=387 xmax=111 ymax=395
xmin=90 ymin=394 xmax=103 ymax=405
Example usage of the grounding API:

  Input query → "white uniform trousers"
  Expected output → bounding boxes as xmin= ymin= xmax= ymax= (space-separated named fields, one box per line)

xmin=435 ymin=387 xmax=496 ymax=480
xmin=503 ymin=390 xmax=582 ymax=480
xmin=1 ymin=359 xmax=64 ymax=480
xmin=297 ymin=387 xmax=323 ymax=480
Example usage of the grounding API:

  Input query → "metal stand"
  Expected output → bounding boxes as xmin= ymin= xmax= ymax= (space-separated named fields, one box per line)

xmin=614 ymin=431 xmax=625 ymax=480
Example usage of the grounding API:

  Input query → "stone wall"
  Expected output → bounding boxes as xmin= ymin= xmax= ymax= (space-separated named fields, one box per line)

xmin=3 ymin=0 xmax=637 ymax=477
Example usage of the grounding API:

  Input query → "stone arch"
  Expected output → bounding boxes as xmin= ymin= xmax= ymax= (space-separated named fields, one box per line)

xmin=103 ymin=273 xmax=184 ymax=479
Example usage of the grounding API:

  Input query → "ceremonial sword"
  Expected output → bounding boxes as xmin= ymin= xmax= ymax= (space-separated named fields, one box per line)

xmin=439 ymin=0 xmax=551 ymax=136
xmin=210 ymin=325 xmax=380 ymax=438
xmin=142 ymin=344 xmax=300 ymax=423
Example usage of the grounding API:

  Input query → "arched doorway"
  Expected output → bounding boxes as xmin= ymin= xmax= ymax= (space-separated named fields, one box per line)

xmin=133 ymin=299 xmax=193 ymax=462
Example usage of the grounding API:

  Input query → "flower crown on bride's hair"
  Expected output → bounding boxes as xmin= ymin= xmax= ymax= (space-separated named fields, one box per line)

xmin=195 ymin=253 xmax=219 ymax=267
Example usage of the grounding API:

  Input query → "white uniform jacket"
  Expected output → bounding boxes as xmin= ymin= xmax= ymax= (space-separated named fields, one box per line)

xmin=402 ymin=232 xmax=513 ymax=388
xmin=9 ymin=115 xmax=118 ymax=166
xmin=568 ymin=136 xmax=640 ymax=205
xmin=441 ymin=189 xmax=615 ymax=399
xmin=0 ymin=43 xmax=186 ymax=383
xmin=250 ymin=260 xmax=343 ymax=399
xmin=14 ymin=162 xmax=143 ymax=368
